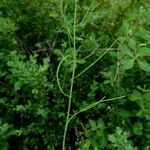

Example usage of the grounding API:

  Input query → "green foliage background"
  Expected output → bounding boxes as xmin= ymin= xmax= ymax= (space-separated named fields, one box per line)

xmin=0 ymin=0 xmax=150 ymax=149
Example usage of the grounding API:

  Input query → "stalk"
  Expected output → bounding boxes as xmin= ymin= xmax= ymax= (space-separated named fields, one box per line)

xmin=62 ymin=1 xmax=77 ymax=150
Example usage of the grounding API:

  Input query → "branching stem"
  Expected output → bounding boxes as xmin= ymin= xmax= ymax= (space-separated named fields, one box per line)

xmin=62 ymin=1 xmax=77 ymax=150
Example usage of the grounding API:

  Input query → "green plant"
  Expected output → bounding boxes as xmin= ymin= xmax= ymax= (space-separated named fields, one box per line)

xmin=108 ymin=127 xmax=137 ymax=150
xmin=119 ymin=22 xmax=150 ymax=71
xmin=0 ymin=0 xmax=149 ymax=149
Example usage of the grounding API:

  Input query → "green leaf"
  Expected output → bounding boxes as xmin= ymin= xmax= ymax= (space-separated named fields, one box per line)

xmin=83 ymin=139 xmax=91 ymax=150
xmin=77 ymin=59 xmax=86 ymax=64
xmin=97 ymin=119 xmax=105 ymax=130
xmin=122 ymin=59 xmax=134 ymax=70
xmin=138 ymin=60 xmax=150 ymax=72
xmin=138 ymin=47 xmax=150 ymax=57
xmin=108 ymin=135 xmax=117 ymax=143
xmin=128 ymin=90 xmax=142 ymax=101
xmin=118 ymin=110 xmax=131 ymax=119
xmin=136 ymin=29 xmax=150 ymax=41
xmin=128 ymin=39 xmax=136 ymax=49
xmin=89 ymin=119 xmax=97 ymax=130
xmin=133 ymin=122 xmax=143 ymax=136
xmin=120 ymin=21 xmax=129 ymax=35
xmin=120 ymin=44 xmax=133 ymax=57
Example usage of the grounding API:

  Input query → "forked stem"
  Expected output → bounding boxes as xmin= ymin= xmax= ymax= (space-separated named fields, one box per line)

xmin=62 ymin=1 xmax=77 ymax=150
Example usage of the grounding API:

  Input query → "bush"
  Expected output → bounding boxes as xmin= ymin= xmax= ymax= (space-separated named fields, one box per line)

xmin=0 ymin=0 xmax=150 ymax=149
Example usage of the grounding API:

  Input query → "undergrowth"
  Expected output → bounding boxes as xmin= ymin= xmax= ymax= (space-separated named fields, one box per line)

xmin=0 ymin=0 xmax=150 ymax=150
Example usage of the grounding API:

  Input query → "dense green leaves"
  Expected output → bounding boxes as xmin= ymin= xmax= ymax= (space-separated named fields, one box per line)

xmin=108 ymin=127 xmax=136 ymax=150
xmin=0 ymin=0 xmax=150 ymax=149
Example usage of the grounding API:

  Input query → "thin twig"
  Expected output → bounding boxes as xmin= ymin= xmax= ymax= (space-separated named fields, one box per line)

xmin=0 ymin=81 xmax=10 ymax=89
xmin=77 ymin=48 xmax=120 ymax=52
xmin=75 ymin=38 xmax=119 ymax=79
xmin=67 ymin=95 xmax=126 ymax=127
xmin=56 ymin=56 xmax=69 ymax=97
xmin=77 ymin=0 xmax=95 ymax=27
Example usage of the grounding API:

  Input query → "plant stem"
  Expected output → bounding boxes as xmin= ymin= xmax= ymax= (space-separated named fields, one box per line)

xmin=75 ymin=38 xmax=119 ymax=79
xmin=56 ymin=55 xmax=69 ymax=97
xmin=67 ymin=95 xmax=126 ymax=125
xmin=62 ymin=1 xmax=77 ymax=150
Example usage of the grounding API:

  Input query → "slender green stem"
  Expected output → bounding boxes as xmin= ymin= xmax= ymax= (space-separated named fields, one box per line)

xmin=67 ymin=95 xmax=126 ymax=125
xmin=60 ymin=0 xmax=65 ymax=21
xmin=82 ymin=47 xmax=97 ymax=60
xmin=56 ymin=55 xmax=69 ymax=97
xmin=75 ymin=38 xmax=119 ymax=79
xmin=77 ymin=0 xmax=95 ymax=26
xmin=62 ymin=1 xmax=77 ymax=150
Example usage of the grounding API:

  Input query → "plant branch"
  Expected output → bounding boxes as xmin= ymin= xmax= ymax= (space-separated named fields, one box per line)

xmin=62 ymin=1 xmax=77 ymax=150
xmin=68 ymin=95 xmax=126 ymax=125
xmin=56 ymin=55 xmax=69 ymax=97
xmin=75 ymin=38 xmax=119 ymax=79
